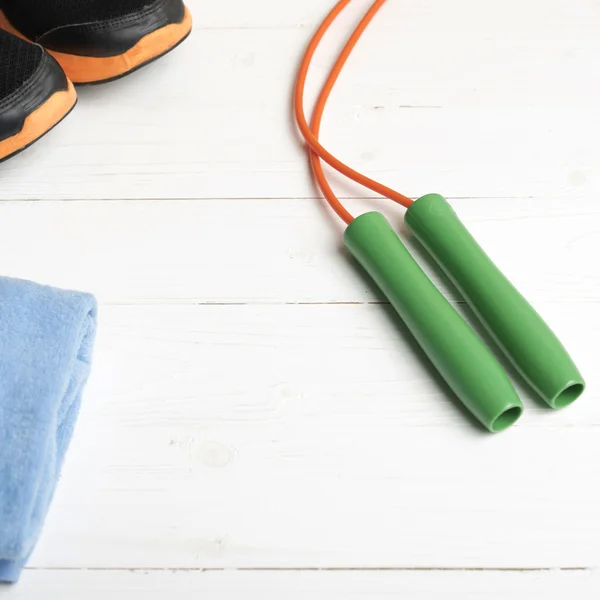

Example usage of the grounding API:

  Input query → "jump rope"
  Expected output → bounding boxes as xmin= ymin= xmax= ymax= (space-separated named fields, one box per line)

xmin=294 ymin=0 xmax=585 ymax=432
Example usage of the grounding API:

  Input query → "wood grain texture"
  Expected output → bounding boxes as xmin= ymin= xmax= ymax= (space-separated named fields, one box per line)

xmin=0 ymin=198 xmax=597 ymax=305
xmin=0 ymin=0 xmax=598 ymax=596
xmin=1 ymin=570 xmax=600 ymax=600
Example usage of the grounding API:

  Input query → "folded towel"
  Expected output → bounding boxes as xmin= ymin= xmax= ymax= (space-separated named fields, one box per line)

xmin=0 ymin=277 xmax=97 ymax=583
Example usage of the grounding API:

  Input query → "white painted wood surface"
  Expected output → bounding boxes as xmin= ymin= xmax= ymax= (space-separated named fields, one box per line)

xmin=1 ymin=0 xmax=599 ymax=596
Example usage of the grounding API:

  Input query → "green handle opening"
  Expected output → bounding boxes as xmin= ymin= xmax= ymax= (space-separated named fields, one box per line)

xmin=405 ymin=194 xmax=585 ymax=409
xmin=344 ymin=211 xmax=523 ymax=432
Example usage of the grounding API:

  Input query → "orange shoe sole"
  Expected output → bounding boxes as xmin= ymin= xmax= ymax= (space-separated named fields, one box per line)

xmin=0 ymin=6 xmax=192 ymax=84
xmin=0 ymin=80 xmax=76 ymax=163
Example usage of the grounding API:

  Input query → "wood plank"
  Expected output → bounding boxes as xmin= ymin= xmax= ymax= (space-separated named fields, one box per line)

xmin=15 ymin=303 xmax=597 ymax=569
xmin=200 ymin=0 xmax=600 ymax=35
xmin=0 ymin=0 xmax=598 ymax=200
xmin=2 ymin=570 xmax=599 ymax=600
xmin=0 ymin=198 xmax=597 ymax=305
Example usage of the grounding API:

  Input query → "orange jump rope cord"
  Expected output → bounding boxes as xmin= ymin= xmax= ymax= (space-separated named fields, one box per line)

xmin=294 ymin=0 xmax=414 ymax=224
xmin=309 ymin=0 xmax=394 ymax=224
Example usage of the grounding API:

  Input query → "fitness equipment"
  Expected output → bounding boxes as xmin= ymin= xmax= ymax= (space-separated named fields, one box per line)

xmin=294 ymin=0 xmax=584 ymax=432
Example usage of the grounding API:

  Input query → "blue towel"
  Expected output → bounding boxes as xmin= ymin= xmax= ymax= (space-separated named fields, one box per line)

xmin=0 ymin=277 xmax=97 ymax=583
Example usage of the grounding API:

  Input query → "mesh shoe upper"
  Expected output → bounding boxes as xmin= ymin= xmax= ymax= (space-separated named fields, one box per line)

xmin=0 ymin=28 xmax=42 ymax=102
xmin=0 ymin=0 xmax=156 ymax=40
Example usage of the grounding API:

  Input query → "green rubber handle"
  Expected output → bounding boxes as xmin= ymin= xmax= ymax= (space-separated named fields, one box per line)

xmin=405 ymin=194 xmax=585 ymax=409
xmin=344 ymin=212 xmax=523 ymax=432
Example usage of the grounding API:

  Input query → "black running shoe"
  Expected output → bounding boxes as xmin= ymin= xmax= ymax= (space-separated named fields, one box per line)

xmin=0 ymin=0 xmax=192 ymax=84
xmin=0 ymin=28 xmax=76 ymax=163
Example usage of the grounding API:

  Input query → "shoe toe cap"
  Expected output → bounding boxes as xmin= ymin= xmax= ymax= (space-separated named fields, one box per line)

xmin=0 ymin=52 xmax=68 ymax=142
xmin=38 ymin=0 xmax=186 ymax=57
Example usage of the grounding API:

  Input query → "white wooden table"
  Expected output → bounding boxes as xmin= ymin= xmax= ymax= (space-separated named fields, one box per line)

xmin=1 ymin=0 xmax=599 ymax=597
